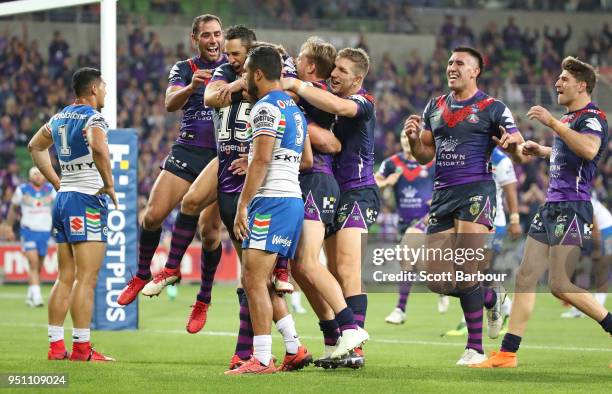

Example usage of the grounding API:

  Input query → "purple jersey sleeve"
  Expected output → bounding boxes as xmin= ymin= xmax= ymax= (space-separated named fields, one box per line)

xmin=422 ymin=98 xmax=436 ymax=132
xmin=281 ymin=55 xmax=298 ymax=78
xmin=490 ymin=100 xmax=519 ymax=134
xmin=577 ymin=112 xmax=607 ymax=138
xmin=378 ymin=157 xmax=396 ymax=177
xmin=348 ymin=94 xmax=374 ymax=121
xmin=210 ymin=63 xmax=233 ymax=84
xmin=168 ymin=61 xmax=188 ymax=87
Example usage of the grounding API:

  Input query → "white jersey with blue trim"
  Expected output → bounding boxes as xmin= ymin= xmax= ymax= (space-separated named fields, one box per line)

xmin=491 ymin=147 xmax=517 ymax=227
xmin=45 ymin=104 xmax=109 ymax=195
xmin=248 ymin=90 xmax=306 ymax=198
xmin=11 ymin=182 xmax=56 ymax=231
xmin=591 ymin=197 xmax=612 ymax=230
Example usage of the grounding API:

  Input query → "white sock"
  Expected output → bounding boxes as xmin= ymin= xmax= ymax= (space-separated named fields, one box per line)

xmin=291 ymin=292 xmax=303 ymax=307
xmin=595 ymin=292 xmax=607 ymax=306
xmin=31 ymin=285 xmax=42 ymax=301
xmin=27 ymin=285 xmax=33 ymax=298
xmin=72 ymin=328 xmax=91 ymax=343
xmin=276 ymin=314 xmax=300 ymax=354
xmin=253 ymin=335 xmax=272 ymax=366
xmin=502 ymin=295 xmax=512 ymax=315
xmin=48 ymin=325 xmax=64 ymax=343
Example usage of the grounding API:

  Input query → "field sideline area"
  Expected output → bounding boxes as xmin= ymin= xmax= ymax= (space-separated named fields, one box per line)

xmin=0 ymin=284 xmax=609 ymax=393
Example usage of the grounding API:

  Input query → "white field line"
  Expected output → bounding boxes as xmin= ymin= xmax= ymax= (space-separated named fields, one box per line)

xmin=0 ymin=322 xmax=609 ymax=353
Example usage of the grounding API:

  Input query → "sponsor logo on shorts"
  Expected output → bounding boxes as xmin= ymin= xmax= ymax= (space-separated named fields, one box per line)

xmin=70 ymin=216 xmax=85 ymax=235
xmin=584 ymin=223 xmax=592 ymax=237
xmin=554 ymin=223 xmax=565 ymax=238
xmin=322 ymin=196 xmax=336 ymax=212
xmin=86 ymin=208 xmax=102 ymax=241
xmin=469 ymin=202 xmax=480 ymax=216
xmin=272 ymin=235 xmax=292 ymax=247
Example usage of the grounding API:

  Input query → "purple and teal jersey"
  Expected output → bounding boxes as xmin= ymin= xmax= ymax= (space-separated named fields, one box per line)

xmin=422 ymin=90 xmax=518 ymax=190
xmin=547 ymin=103 xmax=608 ymax=202
xmin=210 ymin=63 xmax=250 ymax=193
xmin=332 ymin=89 xmax=377 ymax=191
xmin=298 ymin=80 xmax=335 ymax=175
xmin=167 ymin=55 xmax=227 ymax=149
xmin=378 ymin=153 xmax=434 ymax=223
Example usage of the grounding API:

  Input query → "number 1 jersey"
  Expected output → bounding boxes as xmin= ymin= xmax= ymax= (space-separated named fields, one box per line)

xmin=45 ymin=104 xmax=109 ymax=194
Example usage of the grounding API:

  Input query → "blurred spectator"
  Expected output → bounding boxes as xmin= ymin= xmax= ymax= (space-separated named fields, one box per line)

xmin=502 ymin=16 xmax=522 ymax=50
xmin=544 ymin=24 xmax=572 ymax=58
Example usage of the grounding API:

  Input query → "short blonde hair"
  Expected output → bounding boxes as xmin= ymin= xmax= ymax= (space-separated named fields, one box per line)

xmin=300 ymin=37 xmax=337 ymax=79
xmin=337 ymin=47 xmax=370 ymax=77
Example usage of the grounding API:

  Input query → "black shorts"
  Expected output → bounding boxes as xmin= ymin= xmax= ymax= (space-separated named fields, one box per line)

xmin=219 ymin=191 xmax=240 ymax=242
xmin=300 ymin=172 xmax=341 ymax=238
xmin=528 ymin=201 xmax=594 ymax=248
xmin=427 ymin=180 xmax=496 ymax=234
xmin=161 ymin=143 xmax=217 ymax=183
xmin=333 ymin=186 xmax=380 ymax=233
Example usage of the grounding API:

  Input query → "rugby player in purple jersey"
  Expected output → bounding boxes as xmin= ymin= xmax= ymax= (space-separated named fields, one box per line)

xmin=404 ymin=47 xmax=528 ymax=365
xmin=118 ymin=15 xmax=226 ymax=306
xmin=474 ymin=56 xmax=611 ymax=369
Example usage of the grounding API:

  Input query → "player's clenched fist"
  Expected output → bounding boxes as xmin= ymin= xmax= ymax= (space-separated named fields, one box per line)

xmin=190 ymin=69 xmax=212 ymax=90
xmin=521 ymin=140 xmax=545 ymax=157
xmin=403 ymin=115 xmax=422 ymax=142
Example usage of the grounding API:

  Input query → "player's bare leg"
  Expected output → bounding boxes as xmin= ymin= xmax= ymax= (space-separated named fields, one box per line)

xmin=240 ymin=249 xmax=278 ymax=369
xmin=47 ymin=243 xmax=75 ymax=360
xmin=124 ymin=162 xmax=217 ymax=304
xmin=25 ymin=250 xmax=43 ymax=306
xmin=69 ymin=241 xmax=114 ymax=361
xmin=548 ymin=245 xmax=608 ymax=321
xmin=471 ymin=237 xmax=549 ymax=368
xmin=185 ymin=201 xmax=222 ymax=332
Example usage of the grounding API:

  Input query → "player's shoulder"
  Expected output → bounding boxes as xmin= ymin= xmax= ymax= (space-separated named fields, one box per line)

xmin=251 ymin=98 xmax=282 ymax=123
xmin=348 ymin=89 xmax=376 ymax=106
xmin=212 ymin=62 xmax=235 ymax=79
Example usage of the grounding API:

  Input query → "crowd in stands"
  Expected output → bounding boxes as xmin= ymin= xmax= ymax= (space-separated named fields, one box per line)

xmin=0 ymin=16 xmax=610 ymax=237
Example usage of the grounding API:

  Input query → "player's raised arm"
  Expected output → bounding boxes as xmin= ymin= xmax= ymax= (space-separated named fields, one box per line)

xmin=403 ymin=115 xmax=435 ymax=164
xmin=527 ymin=105 xmax=601 ymax=161
xmin=28 ymin=124 xmax=60 ymax=190
xmin=86 ymin=125 xmax=118 ymax=207
xmin=165 ymin=67 xmax=212 ymax=112
xmin=283 ymin=78 xmax=359 ymax=117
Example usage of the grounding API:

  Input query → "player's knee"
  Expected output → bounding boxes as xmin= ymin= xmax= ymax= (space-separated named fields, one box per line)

xmin=57 ymin=271 xmax=75 ymax=287
xmin=548 ymin=277 xmax=570 ymax=298
xmin=181 ymin=193 xmax=202 ymax=216
xmin=143 ymin=207 xmax=164 ymax=230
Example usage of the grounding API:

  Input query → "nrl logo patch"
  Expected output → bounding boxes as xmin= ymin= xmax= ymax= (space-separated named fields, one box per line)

xmin=469 ymin=202 xmax=480 ymax=216
xmin=555 ymin=223 xmax=565 ymax=238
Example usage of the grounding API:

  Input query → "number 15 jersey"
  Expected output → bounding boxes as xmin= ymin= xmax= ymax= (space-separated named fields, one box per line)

xmin=211 ymin=64 xmax=251 ymax=194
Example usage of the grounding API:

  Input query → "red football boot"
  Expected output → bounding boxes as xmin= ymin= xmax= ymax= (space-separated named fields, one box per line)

xmin=186 ymin=300 xmax=209 ymax=334
xmin=48 ymin=340 xmax=69 ymax=360
xmin=117 ymin=276 xmax=149 ymax=305
xmin=70 ymin=342 xmax=115 ymax=362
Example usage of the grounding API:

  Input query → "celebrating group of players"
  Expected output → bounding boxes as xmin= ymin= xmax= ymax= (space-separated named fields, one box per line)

xmin=24 ymin=12 xmax=610 ymax=372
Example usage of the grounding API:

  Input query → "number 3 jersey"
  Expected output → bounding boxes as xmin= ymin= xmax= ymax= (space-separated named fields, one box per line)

xmin=211 ymin=63 xmax=251 ymax=193
xmin=45 ymin=104 xmax=109 ymax=195
xmin=249 ymin=90 xmax=307 ymax=199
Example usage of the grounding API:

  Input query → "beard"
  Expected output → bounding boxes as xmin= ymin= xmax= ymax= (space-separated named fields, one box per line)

xmin=247 ymin=75 xmax=259 ymax=100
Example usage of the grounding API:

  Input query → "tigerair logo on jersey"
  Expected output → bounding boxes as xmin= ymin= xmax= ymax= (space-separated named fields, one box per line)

xmin=86 ymin=207 xmax=102 ymax=241
xmin=249 ymin=213 xmax=271 ymax=249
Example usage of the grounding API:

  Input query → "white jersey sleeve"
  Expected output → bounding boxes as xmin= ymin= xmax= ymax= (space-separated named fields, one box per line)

xmin=493 ymin=155 xmax=517 ymax=227
xmin=592 ymin=198 xmax=612 ymax=230
xmin=11 ymin=186 xmax=23 ymax=205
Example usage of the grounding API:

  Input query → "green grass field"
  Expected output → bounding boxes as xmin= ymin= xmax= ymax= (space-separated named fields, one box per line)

xmin=0 ymin=284 xmax=610 ymax=393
